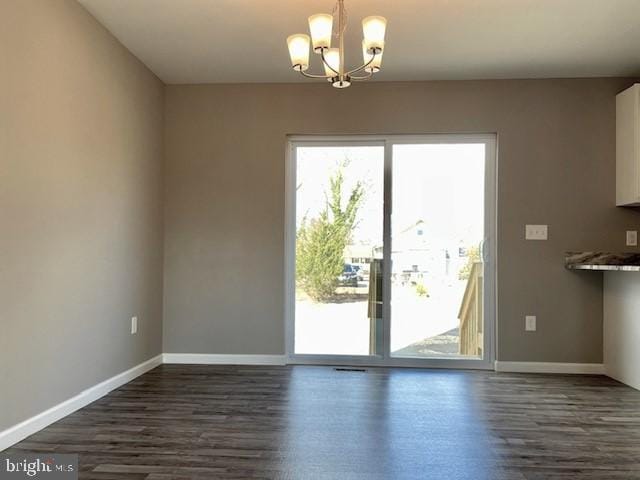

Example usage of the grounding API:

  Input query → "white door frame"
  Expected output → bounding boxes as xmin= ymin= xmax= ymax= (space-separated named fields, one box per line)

xmin=284 ymin=134 xmax=497 ymax=370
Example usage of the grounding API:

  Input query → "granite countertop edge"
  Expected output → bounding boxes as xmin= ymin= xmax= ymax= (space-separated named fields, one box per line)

xmin=565 ymin=251 xmax=640 ymax=272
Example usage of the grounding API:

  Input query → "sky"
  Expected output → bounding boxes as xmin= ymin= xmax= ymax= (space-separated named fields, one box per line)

xmin=296 ymin=143 xmax=485 ymax=251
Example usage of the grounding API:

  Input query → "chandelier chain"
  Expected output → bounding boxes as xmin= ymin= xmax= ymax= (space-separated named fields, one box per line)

xmin=331 ymin=0 xmax=347 ymax=38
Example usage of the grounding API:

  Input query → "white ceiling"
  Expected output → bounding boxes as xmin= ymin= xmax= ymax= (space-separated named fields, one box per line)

xmin=78 ymin=0 xmax=640 ymax=84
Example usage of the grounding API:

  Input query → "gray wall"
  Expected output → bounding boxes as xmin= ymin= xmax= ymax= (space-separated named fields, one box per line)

xmin=0 ymin=0 xmax=164 ymax=431
xmin=164 ymin=79 xmax=640 ymax=363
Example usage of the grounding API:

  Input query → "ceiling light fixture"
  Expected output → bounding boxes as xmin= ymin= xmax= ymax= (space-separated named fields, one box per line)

xmin=286 ymin=0 xmax=387 ymax=88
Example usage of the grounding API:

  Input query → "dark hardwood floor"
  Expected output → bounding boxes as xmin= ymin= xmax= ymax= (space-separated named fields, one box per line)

xmin=7 ymin=365 xmax=640 ymax=479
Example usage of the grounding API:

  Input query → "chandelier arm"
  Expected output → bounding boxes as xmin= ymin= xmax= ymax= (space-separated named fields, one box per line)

xmin=320 ymin=49 xmax=340 ymax=76
xmin=346 ymin=49 xmax=378 ymax=76
xmin=350 ymin=70 xmax=373 ymax=81
xmin=299 ymin=69 xmax=333 ymax=79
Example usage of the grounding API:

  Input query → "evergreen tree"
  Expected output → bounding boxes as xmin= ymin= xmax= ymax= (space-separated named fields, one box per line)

xmin=296 ymin=167 xmax=364 ymax=302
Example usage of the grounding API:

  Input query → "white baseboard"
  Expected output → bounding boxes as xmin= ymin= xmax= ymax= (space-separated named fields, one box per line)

xmin=163 ymin=353 xmax=287 ymax=365
xmin=0 ymin=354 xmax=605 ymax=452
xmin=0 ymin=354 xmax=162 ymax=452
xmin=0 ymin=352 xmax=284 ymax=451
xmin=494 ymin=361 xmax=605 ymax=374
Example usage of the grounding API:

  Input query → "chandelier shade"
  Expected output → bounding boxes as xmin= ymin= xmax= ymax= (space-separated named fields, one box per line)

xmin=323 ymin=48 xmax=340 ymax=77
xmin=362 ymin=16 xmax=387 ymax=52
xmin=286 ymin=34 xmax=311 ymax=71
xmin=308 ymin=14 xmax=333 ymax=52
xmin=286 ymin=0 xmax=387 ymax=88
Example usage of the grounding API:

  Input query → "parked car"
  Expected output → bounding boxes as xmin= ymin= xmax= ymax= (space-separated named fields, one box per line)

xmin=352 ymin=265 xmax=362 ymax=281
xmin=353 ymin=265 xmax=370 ymax=282
xmin=338 ymin=264 xmax=359 ymax=286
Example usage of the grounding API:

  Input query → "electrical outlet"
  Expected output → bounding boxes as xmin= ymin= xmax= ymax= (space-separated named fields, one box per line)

xmin=626 ymin=230 xmax=638 ymax=247
xmin=131 ymin=316 xmax=138 ymax=335
xmin=525 ymin=225 xmax=548 ymax=241
xmin=525 ymin=315 xmax=537 ymax=332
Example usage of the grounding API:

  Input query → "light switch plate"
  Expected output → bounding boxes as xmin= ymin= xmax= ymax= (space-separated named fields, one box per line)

xmin=626 ymin=230 xmax=638 ymax=247
xmin=525 ymin=225 xmax=548 ymax=240
xmin=131 ymin=316 xmax=138 ymax=335
xmin=525 ymin=315 xmax=537 ymax=332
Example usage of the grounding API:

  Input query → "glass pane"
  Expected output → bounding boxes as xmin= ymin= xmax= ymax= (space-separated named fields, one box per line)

xmin=295 ymin=145 xmax=384 ymax=355
xmin=390 ymin=143 xmax=485 ymax=359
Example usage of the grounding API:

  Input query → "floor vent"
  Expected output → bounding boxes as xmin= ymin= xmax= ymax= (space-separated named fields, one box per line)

xmin=334 ymin=367 xmax=367 ymax=372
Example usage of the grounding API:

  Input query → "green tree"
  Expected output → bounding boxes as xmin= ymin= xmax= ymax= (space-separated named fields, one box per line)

xmin=458 ymin=245 xmax=481 ymax=280
xmin=296 ymin=168 xmax=364 ymax=302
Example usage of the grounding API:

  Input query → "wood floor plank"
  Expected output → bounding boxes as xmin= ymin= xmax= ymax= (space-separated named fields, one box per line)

xmin=6 ymin=365 xmax=640 ymax=479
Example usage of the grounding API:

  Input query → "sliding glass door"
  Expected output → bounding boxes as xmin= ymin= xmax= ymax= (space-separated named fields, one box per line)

xmin=286 ymin=135 xmax=496 ymax=368
xmin=292 ymin=144 xmax=384 ymax=356
xmin=390 ymin=143 xmax=487 ymax=360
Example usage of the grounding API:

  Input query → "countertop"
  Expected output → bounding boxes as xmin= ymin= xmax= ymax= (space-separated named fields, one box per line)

xmin=565 ymin=252 xmax=640 ymax=272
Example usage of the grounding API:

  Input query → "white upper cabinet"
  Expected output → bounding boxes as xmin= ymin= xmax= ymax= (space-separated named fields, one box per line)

xmin=616 ymin=84 xmax=640 ymax=206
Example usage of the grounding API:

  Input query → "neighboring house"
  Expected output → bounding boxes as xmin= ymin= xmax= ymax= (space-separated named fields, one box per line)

xmin=392 ymin=220 xmax=433 ymax=275
xmin=343 ymin=244 xmax=377 ymax=266
xmin=346 ymin=221 xmax=474 ymax=281
xmin=392 ymin=220 xmax=469 ymax=280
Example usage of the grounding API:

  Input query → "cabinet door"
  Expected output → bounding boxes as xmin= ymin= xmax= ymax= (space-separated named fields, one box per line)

xmin=616 ymin=84 xmax=640 ymax=206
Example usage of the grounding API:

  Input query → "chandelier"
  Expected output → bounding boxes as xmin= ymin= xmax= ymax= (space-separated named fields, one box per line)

xmin=286 ymin=0 xmax=387 ymax=88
